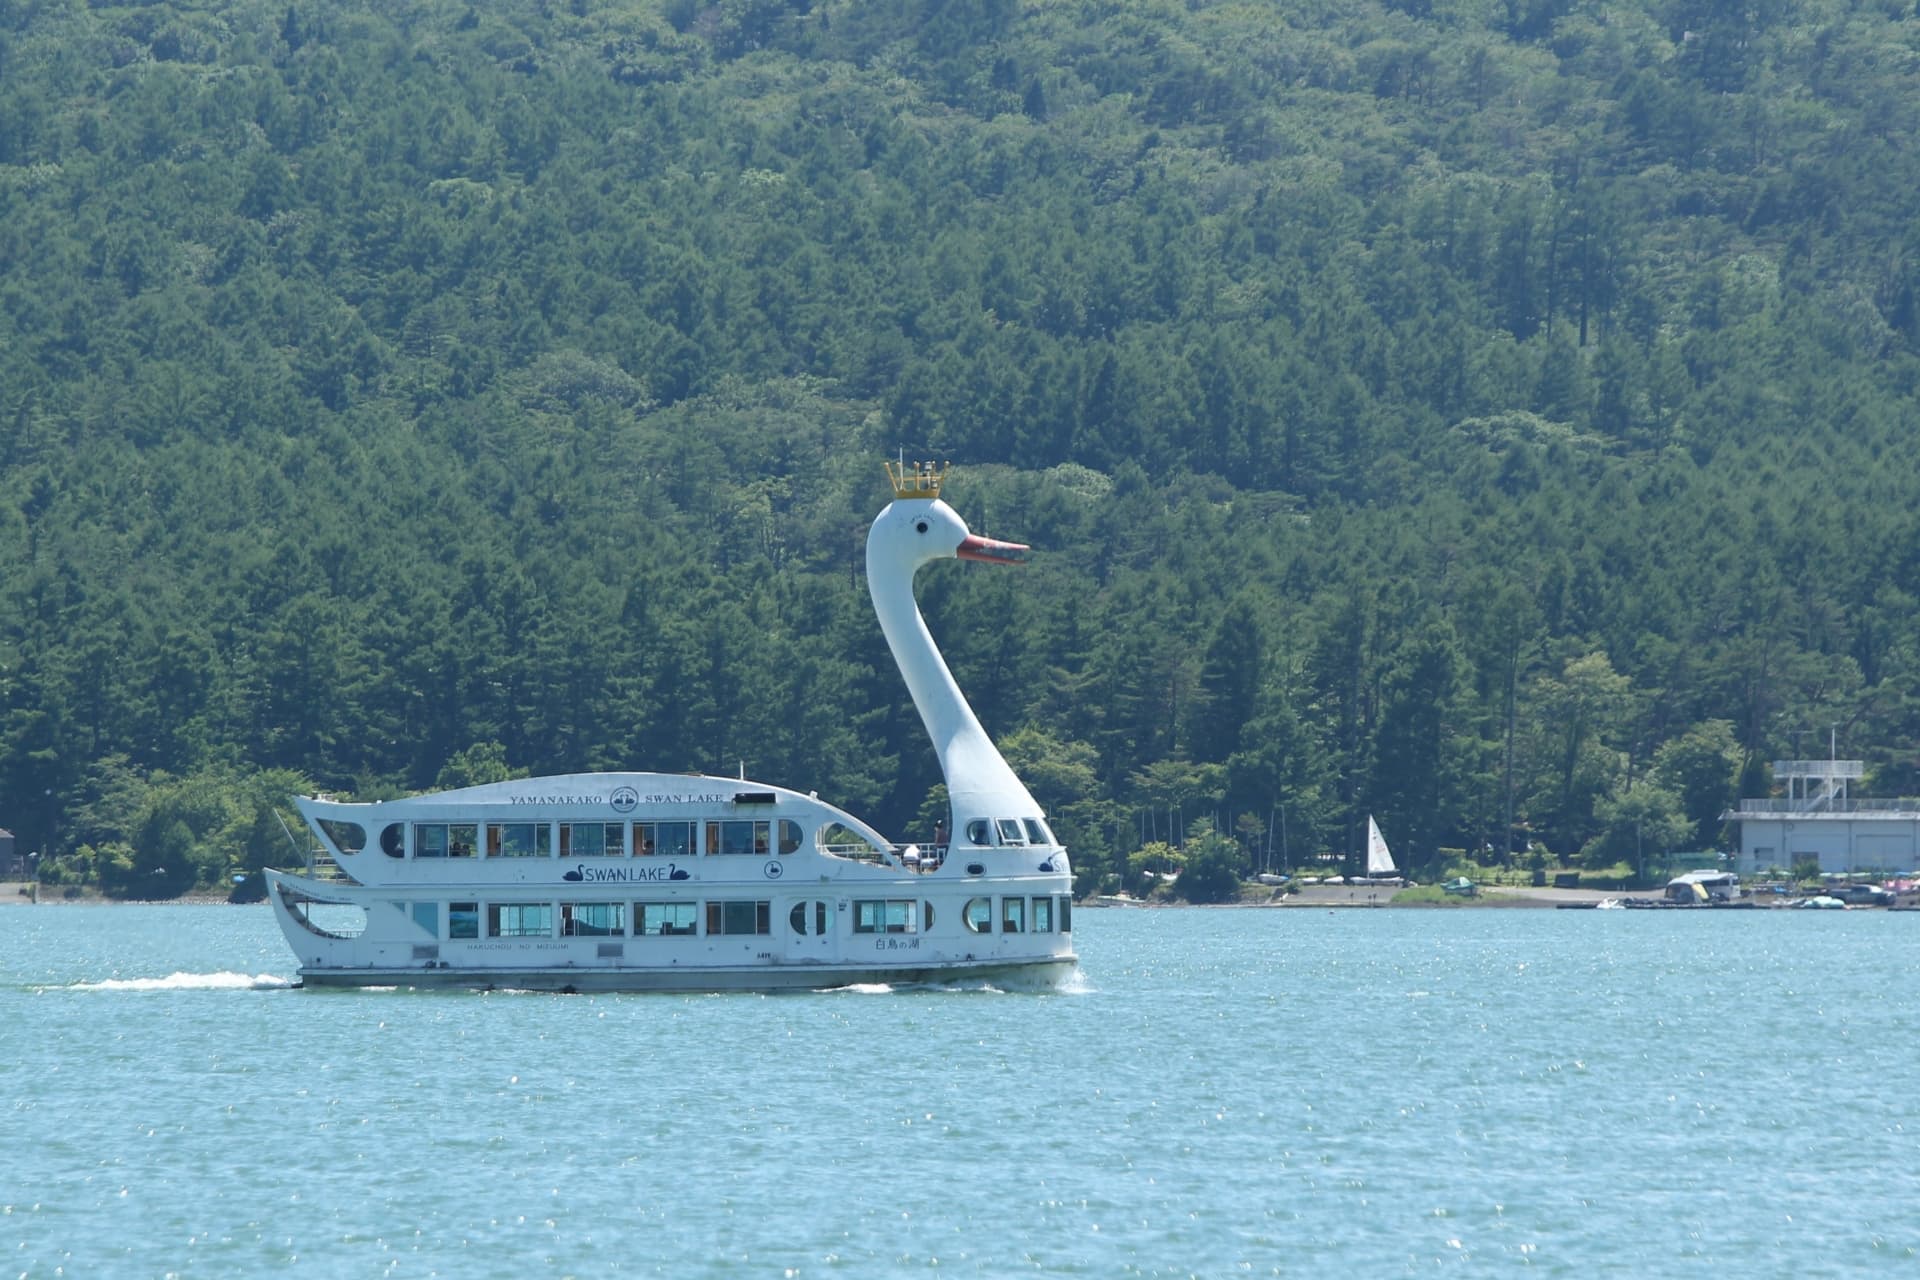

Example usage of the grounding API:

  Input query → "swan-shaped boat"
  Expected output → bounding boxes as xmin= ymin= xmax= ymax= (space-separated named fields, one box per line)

xmin=263 ymin=463 xmax=1078 ymax=990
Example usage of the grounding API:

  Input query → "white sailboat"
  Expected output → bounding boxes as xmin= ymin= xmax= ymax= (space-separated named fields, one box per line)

xmin=1363 ymin=815 xmax=1402 ymax=883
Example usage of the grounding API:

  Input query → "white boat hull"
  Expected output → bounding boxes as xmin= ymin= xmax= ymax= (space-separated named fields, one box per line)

xmin=266 ymin=821 xmax=1079 ymax=995
xmin=294 ymin=956 xmax=1079 ymax=993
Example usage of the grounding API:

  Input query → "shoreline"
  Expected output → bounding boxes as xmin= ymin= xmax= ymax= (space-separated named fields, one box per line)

xmin=1088 ymin=884 xmax=1619 ymax=909
xmin=9 ymin=880 xmax=1905 ymax=911
xmin=1 ymin=881 xmax=240 ymax=905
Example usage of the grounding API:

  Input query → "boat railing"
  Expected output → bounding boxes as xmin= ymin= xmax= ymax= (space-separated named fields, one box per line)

xmin=1732 ymin=799 xmax=1920 ymax=816
xmin=819 ymin=842 xmax=889 ymax=864
xmin=301 ymin=845 xmax=352 ymax=882
xmin=817 ymin=842 xmax=949 ymax=872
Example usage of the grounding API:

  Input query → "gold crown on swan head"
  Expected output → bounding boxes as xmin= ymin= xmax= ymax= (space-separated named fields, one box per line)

xmin=885 ymin=459 xmax=949 ymax=499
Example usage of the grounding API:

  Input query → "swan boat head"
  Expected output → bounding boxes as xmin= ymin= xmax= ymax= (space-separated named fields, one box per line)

xmin=866 ymin=462 xmax=1051 ymax=850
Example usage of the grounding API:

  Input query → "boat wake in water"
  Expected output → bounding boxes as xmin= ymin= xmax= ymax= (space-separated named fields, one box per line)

xmin=65 ymin=971 xmax=294 ymax=992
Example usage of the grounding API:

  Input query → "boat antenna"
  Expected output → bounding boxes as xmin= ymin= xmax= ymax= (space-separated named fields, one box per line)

xmin=274 ymin=808 xmax=312 ymax=874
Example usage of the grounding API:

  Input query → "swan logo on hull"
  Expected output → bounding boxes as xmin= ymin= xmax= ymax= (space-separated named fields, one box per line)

xmin=562 ymin=863 xmax=691 ymax=883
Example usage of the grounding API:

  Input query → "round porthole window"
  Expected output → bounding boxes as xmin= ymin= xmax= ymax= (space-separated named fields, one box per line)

xmin=789 ymin=900 xmax=831 ymax=935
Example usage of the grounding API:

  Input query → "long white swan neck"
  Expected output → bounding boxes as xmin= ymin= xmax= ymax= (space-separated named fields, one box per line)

xmin=866 ymin=499 xmax=1039 ymax=820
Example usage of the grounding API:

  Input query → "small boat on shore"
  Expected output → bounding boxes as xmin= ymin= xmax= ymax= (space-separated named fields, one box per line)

xmin=265 ymin=464 xmax=1078 ymax=992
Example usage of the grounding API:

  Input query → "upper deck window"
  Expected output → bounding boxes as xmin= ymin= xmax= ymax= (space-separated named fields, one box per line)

xmin=635 ymin=821 xmax=694 ymax=858
xmin=487 ymin=822 xmax=551 ymax=858
xmin=560 ymin=822 xmax=625 ymax=858
xmin=996 ymin=819 xmax=1027 ymax=846
xmin=414 ymin=823 xmax=477 ymax=858
xmin=779 ymin=819 xmax=802 ymax=854
xmin=965 ymin=820 xmax=993 ymax=846
xmin=1023 ymin=819 xmax=1052 ymax=847
xmin=408 ymin=832 xmax=472 ymax=859
xmin=707 ymin=820 xmax=770 ymax=856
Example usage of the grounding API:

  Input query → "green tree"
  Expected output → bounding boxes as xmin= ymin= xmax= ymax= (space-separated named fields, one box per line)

xmin=1191 ymin=596 xmax=1264 ymax=765
xmin=1589 ymin=778 xmax=1691 ymax=885
xmin=1528 ymin=651 xmax=1635 ymax=854
xmin=1369 ymin=619 xmax=1468 ymax=879
xmin=1651 ymin=719 xmax=1740 ymax=848
xmin=434 ymin=741 xmax=525 ymax=791
xmin=1173 ymin=818 xmax=1243 ymax=903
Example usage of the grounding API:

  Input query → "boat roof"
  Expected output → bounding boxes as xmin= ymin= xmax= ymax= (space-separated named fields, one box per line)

xmin=1666 ymin=869 xmax=1738 ymax=885
xmin=296 ymin=771 xmax=892 ymax=847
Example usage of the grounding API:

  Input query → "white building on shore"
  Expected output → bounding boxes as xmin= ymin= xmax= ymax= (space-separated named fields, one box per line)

xmin=1725 ymin=759 xmax=1920 ymax=876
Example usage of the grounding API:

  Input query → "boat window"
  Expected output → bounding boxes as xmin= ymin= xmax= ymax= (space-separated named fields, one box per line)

xmin=853 ymin=899 xmax=918 ymax=934
xmin=317 ymin=819 xmax=366 ymax=856
xmin=487 ymin=822 xmax=551 ymax=858
xmin=778 ymin=819 xmax=803 ymax=854
xmin=1023 ymin=819 xmax=1052 ymax=847
xmin=1001 ymin=897 xmax=1025 ymax=933
xmin=415 ymin=824 xmax=448 ymax=858
xmin=789 ymin=900 xmax=832 ymax=935
xmin=487 ymin=903 xmax=552 ymax=938
xmin=449 ymin=902 xmax=479 ymax=939
xmin=562 ymin=902 xmax=625 ymax=937
xmin=965 ymin=820 xmax=993 ymax=846
xmin=635 ymin=821 xmax=693 ymax=858
xmin=380 ymin=824 xmax=405 ymax=858
xmin=560 ymin=823 xmax=625 ymax=858
xmin=707 ymin=820 xmax=770 ymax=856
xmin=963 ymin=897 xmax=993 ymax=933
xmin=996 ymin=819 xmax=1027 ymax=846
xmin=449 ymin=824 xmax=476 ymax=857
xmin=1058 ymin=896 xmax=1072 ymax=933
xmin=923 ymin=902 xmax=935 ymax=931
xmin=706 ymin=900 xmax=771 ymax=936
xmin=412 ymin=902 xmax=439 ymax=937
xmin=1031 ymin=896 xmax=1053 ymax=933
xmin=636 ymin=902 xmax=697 ymax=936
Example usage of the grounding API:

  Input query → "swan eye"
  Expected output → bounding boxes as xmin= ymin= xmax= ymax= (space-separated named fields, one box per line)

xmin=914 ymin=520 xmax=929 ymax=534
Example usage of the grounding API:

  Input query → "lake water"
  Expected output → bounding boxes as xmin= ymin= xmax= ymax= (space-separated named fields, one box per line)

xmin=3 ymin=901 xmax=1918 ymax=1276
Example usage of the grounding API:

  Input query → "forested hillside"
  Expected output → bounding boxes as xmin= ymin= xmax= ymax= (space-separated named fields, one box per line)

xmin=4 ymin=0 xmax=1919 ymax=895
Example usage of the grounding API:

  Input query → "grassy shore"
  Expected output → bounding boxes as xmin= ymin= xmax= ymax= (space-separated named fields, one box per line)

xmin=1245 ymin=882 xmax=1621 ymax=908
xmin=0 ymin=881 xmax=241 ymax=905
